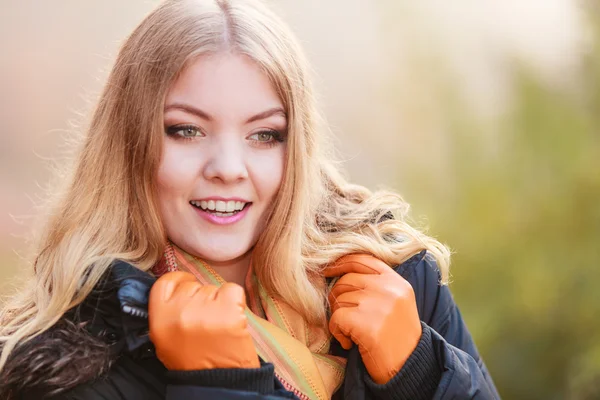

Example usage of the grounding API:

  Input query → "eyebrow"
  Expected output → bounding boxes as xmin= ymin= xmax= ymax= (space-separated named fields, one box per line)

xmin=164 ymin=103 xmax=287 ymax=124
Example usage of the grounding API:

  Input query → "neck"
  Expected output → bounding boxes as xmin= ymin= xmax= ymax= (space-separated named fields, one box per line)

xmin=204 ymin=250 xmax=253 ymax=287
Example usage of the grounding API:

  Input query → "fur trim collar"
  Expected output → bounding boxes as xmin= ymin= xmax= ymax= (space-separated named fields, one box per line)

xmin=0 ymin=262 xmax=156 ymax=399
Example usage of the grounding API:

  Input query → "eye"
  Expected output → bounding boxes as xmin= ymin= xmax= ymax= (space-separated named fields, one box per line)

xmin=253 ymin=131 xmax=275 ymax=142
xmin=248 ymin=130 xmax=284 ymax=144
xmin=165 ymin=124 xmax=204 ymax=139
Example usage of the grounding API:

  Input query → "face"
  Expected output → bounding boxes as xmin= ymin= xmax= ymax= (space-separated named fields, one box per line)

xmin=157 ymin=53 xmax=287 ymax=266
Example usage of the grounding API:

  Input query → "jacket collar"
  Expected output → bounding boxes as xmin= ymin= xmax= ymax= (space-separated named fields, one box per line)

xmin=79 ymin=261 xmax=156 ymax=354
xmin=111 ymin=261 xmax=157 ymax=351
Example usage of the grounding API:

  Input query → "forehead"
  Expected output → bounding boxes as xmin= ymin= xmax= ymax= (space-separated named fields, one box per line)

xmin=165 ymin=52 xmax=284 ymax=121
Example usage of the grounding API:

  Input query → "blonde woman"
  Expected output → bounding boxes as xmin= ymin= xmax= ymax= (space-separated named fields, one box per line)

xmin=0 ymin=0 xmax=499 ymax=399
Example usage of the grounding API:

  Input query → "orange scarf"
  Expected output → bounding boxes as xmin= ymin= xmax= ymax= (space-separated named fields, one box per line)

xmin=153 ymin=243 xmax=346 ymax=399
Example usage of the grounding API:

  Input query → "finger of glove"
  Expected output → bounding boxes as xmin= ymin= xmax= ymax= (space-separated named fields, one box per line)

xmin=150 ymin=271 xmax=198 ymax=307
xmin=215 ymin=282 xmax=246 ymax=307
xmin=149 ymin=280 xmax=204 ymax=336
xmin=188 ymin=284 xmax=249 ymax=335
xmin=155 ymin=280 xmax=203 ymax=317
xmin=323 ymin=254 xmax=387 ymax=278
xmin=329 ymin=289 xmax=362 ymax=314
xmin=193 ymin=284 xmax=220 ymax=303
xmin=329 ymin=306 xmax=357 ymax=350
xmin=328 ymin=273 xmax=371 ymax=307
xmin=177 ymin=285 xmax=220 ymax=324
xmin=149 ymin=274 xmax=199 ymax=345
xmin=170 ymin=280 xmax=204 ymax=304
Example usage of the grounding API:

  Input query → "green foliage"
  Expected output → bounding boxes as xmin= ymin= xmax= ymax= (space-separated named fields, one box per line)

xmin=401 ymin=31 xmax=600 ymax=400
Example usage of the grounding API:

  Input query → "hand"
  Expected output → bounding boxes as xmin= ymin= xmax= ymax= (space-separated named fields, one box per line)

xmin=324 ymin=254 xmax=422 ymax=384
xmin=148 ymin=271 xmax=260 ymax=371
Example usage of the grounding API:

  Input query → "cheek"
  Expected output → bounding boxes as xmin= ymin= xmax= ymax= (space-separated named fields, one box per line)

xmin=251 ymin=149 xmax=285 ymax=200
xmin=156 ymin=142 xmax=197 ymax=206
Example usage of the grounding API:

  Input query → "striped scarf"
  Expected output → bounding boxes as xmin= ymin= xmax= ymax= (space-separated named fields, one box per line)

xmin=152 ymin=243 xmax=346 ymax=399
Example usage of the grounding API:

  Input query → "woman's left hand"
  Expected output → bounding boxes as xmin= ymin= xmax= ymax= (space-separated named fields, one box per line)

xmin=324 ymin=254 xmax=422 ymax=385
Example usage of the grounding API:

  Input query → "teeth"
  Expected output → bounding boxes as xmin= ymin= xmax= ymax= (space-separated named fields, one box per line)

xmin=215 ymin=200 xmax=227 ymax=212
xmin=190 ymin=199 xmax=248 ymax=212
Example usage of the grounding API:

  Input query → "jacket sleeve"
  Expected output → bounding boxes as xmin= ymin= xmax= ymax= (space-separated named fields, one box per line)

xmin=364 ymin=252 xmax=501 ymax=399
xmin=51 ymin=359 xmax=299 ymax=400
xmin=164 ymin=362 xmax=299 ymax=399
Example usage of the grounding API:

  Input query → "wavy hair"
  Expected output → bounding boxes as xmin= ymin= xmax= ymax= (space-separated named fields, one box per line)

xmin=0 ymin=0 xmax=450 ymax=370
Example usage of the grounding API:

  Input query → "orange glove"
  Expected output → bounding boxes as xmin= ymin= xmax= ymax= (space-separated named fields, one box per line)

xmin=148 ymin=271 xmax=260 ymax=371
xmin=324 ymin=254 xmax=422 ymax=384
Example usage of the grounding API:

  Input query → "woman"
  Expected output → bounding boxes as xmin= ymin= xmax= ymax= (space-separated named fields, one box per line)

xmin=0 ymin=0 xmax=499 ymax=399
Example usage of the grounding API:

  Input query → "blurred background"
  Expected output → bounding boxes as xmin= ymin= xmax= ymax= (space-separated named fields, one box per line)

xmin=1 ymin=0 xmax=599 ymax=398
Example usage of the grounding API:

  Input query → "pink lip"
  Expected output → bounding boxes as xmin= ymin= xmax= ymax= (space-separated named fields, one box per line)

xmin=192 ymin=203 xmax=251 ymax=225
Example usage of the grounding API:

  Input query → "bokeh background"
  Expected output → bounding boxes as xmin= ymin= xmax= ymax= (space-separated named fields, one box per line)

xmin=1 ymin=1 xmax=599 ymax=398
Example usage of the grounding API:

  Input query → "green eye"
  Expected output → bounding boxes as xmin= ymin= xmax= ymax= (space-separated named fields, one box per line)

xmin=249 ymin=130 xmax=283 ymax=143
xmin=256 ymin=132 xmax=273 ymax=141
xmin=180 ymin=127 xmax=200 ymax=137
xmin=166 ymin=124 xmax=203 ymax=138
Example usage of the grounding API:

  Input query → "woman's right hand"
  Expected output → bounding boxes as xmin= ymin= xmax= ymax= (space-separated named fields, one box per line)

xmin=148 ymin=271 xmax=260 ymax=371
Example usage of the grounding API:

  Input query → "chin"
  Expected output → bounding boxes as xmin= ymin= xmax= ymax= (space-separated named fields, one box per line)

xmin=188 ymin=239 xmax=254 ymax=264
xmin=202 ymin=250 xmax=249 ymax=263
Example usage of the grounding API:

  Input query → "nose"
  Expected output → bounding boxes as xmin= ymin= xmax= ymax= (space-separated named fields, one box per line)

xmin=202 ymin=136 xmax=248 ymax=184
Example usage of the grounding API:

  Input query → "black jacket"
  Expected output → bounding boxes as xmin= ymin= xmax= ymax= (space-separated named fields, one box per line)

xmin=2 ymin=251 xmax=500 ymax=399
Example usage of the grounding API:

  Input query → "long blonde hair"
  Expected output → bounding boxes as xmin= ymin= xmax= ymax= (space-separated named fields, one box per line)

xmin=0 ymin=0 xmax=450 ymax=370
